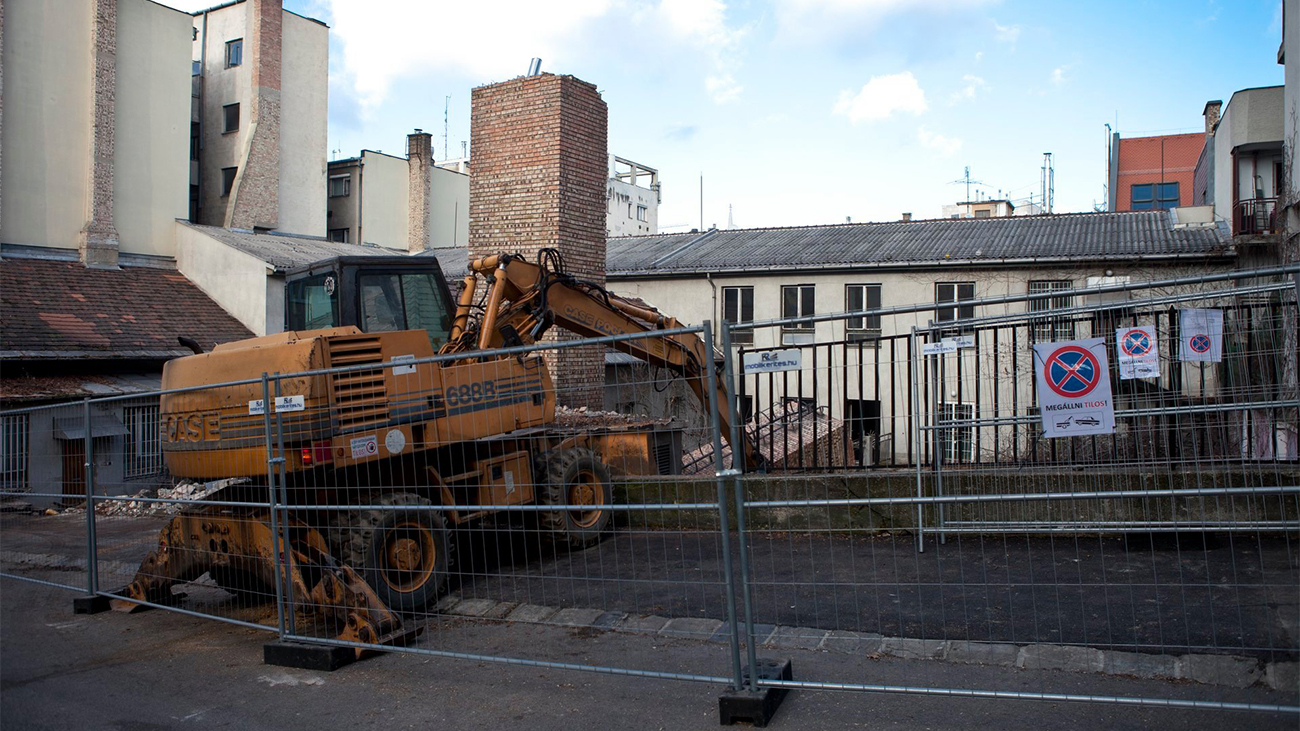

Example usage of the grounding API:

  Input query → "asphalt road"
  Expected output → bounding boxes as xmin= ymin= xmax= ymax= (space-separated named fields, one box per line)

xmin=4 ymin=512 xmax=1297 ymax=660
xmin=2 ymin=578 xmax=1296 ymax=731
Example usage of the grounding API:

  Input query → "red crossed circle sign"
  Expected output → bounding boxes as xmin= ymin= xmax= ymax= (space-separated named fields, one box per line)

xmin=1189 ymin=334 xmax=1212 ymax=353
xmin=1044 ymin=345 xmax=1102 ymax=398
xmin=1121 ymin=329 xmax=1152 ymax=356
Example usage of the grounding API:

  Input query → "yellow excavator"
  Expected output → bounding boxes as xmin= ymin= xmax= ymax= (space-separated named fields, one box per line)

xmin=112 ymin=248 xmax=760 ymax=651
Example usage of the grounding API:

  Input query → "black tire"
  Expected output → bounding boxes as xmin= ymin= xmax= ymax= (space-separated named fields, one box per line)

xmin=332 ymin=492 xmax=451 ymax=613
xmin=538 ymin=448 xmax=614 ymax=549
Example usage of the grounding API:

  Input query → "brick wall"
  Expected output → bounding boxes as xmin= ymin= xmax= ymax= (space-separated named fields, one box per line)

xmin=227 ymin=0 xmax=281 ymax=229
xmin=1114 ymin=133 xmax=1204 ymax=211
xmin=408 ymin=130 xmax=432 ymax=252
xmin=470 ymin=73 xmax=608 ymax=408
xmin=80 ymin=0 xmax=119 ymax=269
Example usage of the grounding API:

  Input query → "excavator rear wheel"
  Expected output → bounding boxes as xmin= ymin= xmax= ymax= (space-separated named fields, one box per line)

xmin=538 ymin=448 xmax=614 ymax=549
xmin=330 ymin=493 xmax=451 ymax=613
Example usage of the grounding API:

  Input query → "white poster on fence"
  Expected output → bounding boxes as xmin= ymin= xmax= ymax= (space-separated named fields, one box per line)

xmin=1115 ymin=325 xmax=1159 ymax=380
xmin=1032 ymin=337 xmax=1116 ymax=438
xmin=1178 ymin=308 xmax=1223 ymax=363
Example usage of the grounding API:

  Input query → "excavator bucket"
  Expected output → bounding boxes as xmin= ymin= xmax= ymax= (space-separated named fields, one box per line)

xmin=111 ymin=508 xmax=419 ymax=657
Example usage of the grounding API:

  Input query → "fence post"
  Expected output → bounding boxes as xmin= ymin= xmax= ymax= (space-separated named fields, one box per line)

xmin=909 ymin=327 xmax=925 ymax=553
xmin=261 ymin=374 xmax=288 ymax=639
xmin=930 ymin=321 xmax=947 ymax=546
xmin=720 ymin=323 xmax=762 ymax=691
xmin=83 ymin=396 xmax=102 ymax=591
xmin=701 ymin=323 xmax=744 ymax=693
xmin=272 ymin=376 xmax=296 ymax=634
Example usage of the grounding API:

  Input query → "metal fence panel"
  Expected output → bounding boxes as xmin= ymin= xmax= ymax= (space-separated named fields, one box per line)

xmin=725 ymin=268 xmax=1300 ymax=713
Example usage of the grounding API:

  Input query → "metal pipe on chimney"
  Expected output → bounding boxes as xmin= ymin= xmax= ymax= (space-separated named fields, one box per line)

xmin=527 ymin=58 xmax=542 ymax=76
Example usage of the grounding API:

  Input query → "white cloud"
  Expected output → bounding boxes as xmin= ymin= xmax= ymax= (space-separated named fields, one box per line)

xmin=917 ymin=127 xmax=962 ymax=155
xmin=656 ymin=0 xmax=749 ymax=103
xmin=949 ymin=74 xmax=986 ymax=102
xmin=993 ymin=20 xmax=1020 ymax=46
xmin=834 ymin=72 xmax=927 ymax=123
xmin=1051 ymin=66 xmax=1067 ymax=84
xmin=974 ymin=51 xmax=984 ymax=62
xmin=773 ymin=0 xmax=994 ymax=43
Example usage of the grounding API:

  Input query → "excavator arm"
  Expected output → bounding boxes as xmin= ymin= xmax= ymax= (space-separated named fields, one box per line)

xmin=444 ymin=250 xmax=764 ymax=472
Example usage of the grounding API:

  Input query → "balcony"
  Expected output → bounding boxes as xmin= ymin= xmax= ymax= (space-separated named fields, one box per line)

xmin=1233 ymin=197 xmax=1278 ymax=236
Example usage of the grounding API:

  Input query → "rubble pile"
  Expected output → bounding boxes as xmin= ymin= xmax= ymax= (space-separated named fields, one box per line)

xmin=683 ymin=401 xmax=850 ymax=474
xmin=63 ymin=478 xmax=250 ymax=518
xmin=552 ymin=405 xmax=669 ymax=429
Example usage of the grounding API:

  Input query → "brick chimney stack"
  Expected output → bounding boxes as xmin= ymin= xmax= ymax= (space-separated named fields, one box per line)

xmin=80 ymin=0 xmax=120 ymax=269
xmin=1203 ymin=100 xmax=1222 ymax=139
xmin=469 ymin=73 xmax=609 ymax=409
xmin=407 ymin=129 xmax=433 ymax=253
xmin=227 ymin=0 xmax=282 ymax=230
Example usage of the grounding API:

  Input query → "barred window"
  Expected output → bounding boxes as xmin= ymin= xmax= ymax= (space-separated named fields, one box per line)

xmin=123 ymin=405 xmax=163 ymax=479
xmin=939 ymin=402 xmax=975 ymax=464
xmin=1 ymin=414 xmax=29 ymax=491
xmin=1028 ymin=280 xmax=1075 ymax=342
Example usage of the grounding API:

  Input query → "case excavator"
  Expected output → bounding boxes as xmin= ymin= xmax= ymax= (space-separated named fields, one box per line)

xmin=111 ymin=249 xmax=760 ymax=653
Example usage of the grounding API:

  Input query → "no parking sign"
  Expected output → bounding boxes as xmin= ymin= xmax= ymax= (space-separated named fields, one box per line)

xmin=1179 ymin=308 xmax=1223 ymax=363
xmin=1033 ymin=337 xmax=1115 ymax=438
xmin=1115 ymin=325 xmax=1159 ymax=380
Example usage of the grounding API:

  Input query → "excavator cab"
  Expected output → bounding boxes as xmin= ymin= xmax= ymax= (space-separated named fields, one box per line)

xmin=284 ymin=255 xmax=458 ymax=350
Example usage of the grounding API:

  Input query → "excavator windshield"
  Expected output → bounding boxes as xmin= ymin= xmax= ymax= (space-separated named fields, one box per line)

xmin=284 ymin=256 xmax=457 ymax=349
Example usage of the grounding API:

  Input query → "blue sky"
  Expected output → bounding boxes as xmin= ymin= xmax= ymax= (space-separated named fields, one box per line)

xmin=173 ymin=0 xmax=1284 ymax=231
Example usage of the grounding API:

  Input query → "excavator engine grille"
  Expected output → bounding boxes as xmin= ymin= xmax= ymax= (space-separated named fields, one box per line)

xmin=327 ymin=337 xmax=390 ymax=433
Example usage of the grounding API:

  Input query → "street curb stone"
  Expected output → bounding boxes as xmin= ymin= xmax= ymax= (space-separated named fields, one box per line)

xmin=504 ymin=603 xmax=559 ymax=624
xmin=946 ymin=641 xmax=1020 ymax=667
xmin=619 ymin=614 xmax=669 ymax=633
xmin=765 ymin=626 xmax=829 ymax=651
xmin=881 ymin=637 xmax=948 ymax=661
xmin=660 ymin=617 xmax=724 ymax=638
xmin=552 ymin=607 xmax=605 ymax=626
xmin=1018 ymin=645 xmax=1105 ymax=673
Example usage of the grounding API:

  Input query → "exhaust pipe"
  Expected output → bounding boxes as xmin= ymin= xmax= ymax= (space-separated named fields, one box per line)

xmin=526 ymin=58 xmax=542 ymax=77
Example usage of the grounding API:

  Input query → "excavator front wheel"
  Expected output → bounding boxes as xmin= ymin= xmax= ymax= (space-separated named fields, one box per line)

xmin=336 ymin=493 xmax=452 ymax=613
xmin=539 ymin=448 xmax=614 ymax=549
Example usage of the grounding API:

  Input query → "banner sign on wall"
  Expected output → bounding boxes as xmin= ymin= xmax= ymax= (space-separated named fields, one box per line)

xmin=1033 ymin=337 xmax=1116 ymax=438
xmin=1178 ymin=308 xmax=1223 ymax=363
xmin=1115 ymin=325 xmax=1159 ymax=380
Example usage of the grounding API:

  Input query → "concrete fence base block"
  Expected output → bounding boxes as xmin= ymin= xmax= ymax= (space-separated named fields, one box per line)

xmin=660 ymin=617 xmax=724 ymax=639
xmin=718 ymin=658 xmax=793 ymax=728
xmin=618 ymin=614 xmax=669 ymax=633
xmin=1180 ymin=654 xmax=1262 ymax=689
xmin=765 ymin=626 xmax=829 ymax=651
xmin=504 ymin=604 xmax=559 ymax=624
xmin=72 ymin=594 xmax=111 ymax=615
xmin=448 ymin=598 xmax=500 ymax=618
xmin=1017 ymin=644 xmax=1104 ymax=673
xmin=263 ymin=641 xmax=355 ymax=672
xmin=551 ymin=607 xmax=605 ymax=627
xmin=819 ymin=630 xmax=881 ymax=654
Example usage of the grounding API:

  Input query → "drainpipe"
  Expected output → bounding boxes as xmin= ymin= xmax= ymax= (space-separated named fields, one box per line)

xmin=706 ymin=272 xmax=719 ymax=347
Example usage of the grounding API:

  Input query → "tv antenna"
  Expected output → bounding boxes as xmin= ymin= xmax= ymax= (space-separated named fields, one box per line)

xmin=948 ymin=166 xmax=989 ymax=202
xmin=443 ymin=95 xmax=451 ymax=160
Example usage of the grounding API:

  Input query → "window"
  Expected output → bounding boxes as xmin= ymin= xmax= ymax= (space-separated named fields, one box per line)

xmin=935 ymin=282 xmax=975 ymax=325
xmin=1131 ymin=182 xmax=1179 ymax=210
xmin=974 ymin=209 xmax=991 ymax=218
xmin=723 ymin=286 xmax=754 ymax=346
xmin=329 ymin=228 xmax=349 ymax=243
xmin=220 ymin=167 xmax=237 ymax=196
xmin=627 ymin=203 xmax=633 ymax=218
xmin=189 ymin=184 xmax=199 ymax=223
xmin=358 ymin=273 xmax=453 ymax=348
xmin=781 ymin=284 xmax=815 ymax=345
xmin=123 ymin=405 xmax=162 ymax=479
xmin=938 ymin=403 xmax=975 ymax=463
xmin=328 ymin=175 xmax=351 ymax=198
xmin=225 ymin=38 xmax=243 ymax=67
xmin=0 ymin=414 xmax=29 ymax=491
xmin=1028 ymin=280 xmax=1075 ymax=342
xmin=845 ymin=284 xmax=882 ymax=340
xmin=286 ymin=273 xmax=340 ymax=331
xmin=636 ymin=205 xmax=648 ymax=222
xmin=190 ymin=122 xmax=200 ymax=160
xmin=223 ymin=103 xmax=239 ymax=133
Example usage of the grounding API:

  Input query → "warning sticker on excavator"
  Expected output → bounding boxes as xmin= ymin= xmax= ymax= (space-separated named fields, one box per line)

xmin=389 ymin=354 xmax=417 ymax=375
xmin=350 ymin=435 xmax=379 ymax=458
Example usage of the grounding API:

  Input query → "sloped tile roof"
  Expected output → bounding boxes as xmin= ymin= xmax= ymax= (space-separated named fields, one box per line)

xmin=1 ymin=258 xmax=253 ymax=359
xmin=608 ymin=210 xmax=1232 ymax=276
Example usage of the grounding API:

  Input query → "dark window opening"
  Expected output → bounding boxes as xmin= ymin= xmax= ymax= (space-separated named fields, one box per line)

xmin=223 ymin=103 xmax=239 ymax=133
xmin=723 ymin=286 xmax=754 ymax=346
xmin=220 ymin=167 xmax=237 ymax=197
xmin=358 ymin=273 xmax=453 ymax=348
xmin=936 ymin=282 xmax=976 ymax=325
xmin=846 ymin=284 xmax=882 ymax=340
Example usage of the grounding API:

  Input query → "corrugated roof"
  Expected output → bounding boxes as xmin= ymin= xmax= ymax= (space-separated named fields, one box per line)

xmin=182 ymin=222 xmax=396 ymax=273
xmin=608 ymin=211 xmax=1231 ymax=276
xmin=1 ymin=258 xmax=253 ymax=360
